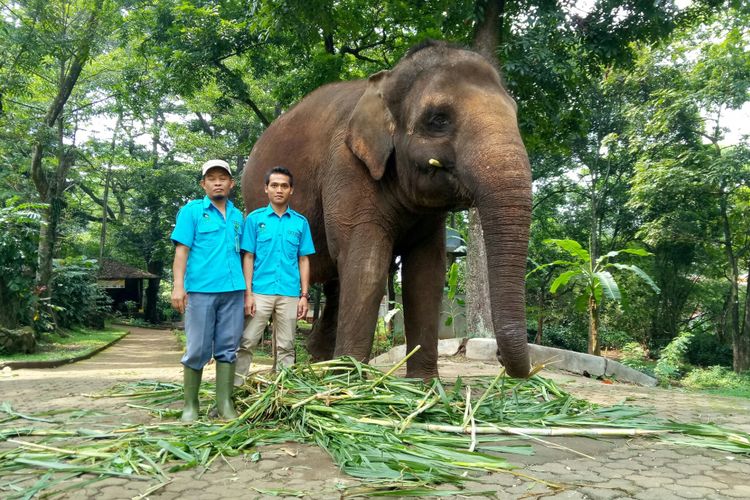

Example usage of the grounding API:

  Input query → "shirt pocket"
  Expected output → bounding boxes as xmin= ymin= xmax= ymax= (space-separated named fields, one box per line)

xmin=196 ymin=221 xmax=221 ymax=247
xmin=256 ymin=231 xmax=273 ymax=259
xmin=284 ymin=230 xmax=301 ymax=259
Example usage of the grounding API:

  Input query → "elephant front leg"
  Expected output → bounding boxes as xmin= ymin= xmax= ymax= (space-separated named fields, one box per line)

xmin=307 ymin=280 xmax=339 ymax=361
xmin=333 ymin=229 xmax=392 ymax=362
xmin=401 ymin=217 xmax=446 ymax=380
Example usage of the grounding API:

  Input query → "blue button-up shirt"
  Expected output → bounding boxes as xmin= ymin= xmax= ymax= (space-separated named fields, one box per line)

xmin=170 ymin=196 xmax=246 ymax=293
xmin=242 ymin=204 xmax=315 ymax=297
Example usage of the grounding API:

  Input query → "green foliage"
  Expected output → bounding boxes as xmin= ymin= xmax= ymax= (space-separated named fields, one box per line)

xmin=50 ymin=258 xmax=112 ymax=330
xmin=532 ymin=239 xmax=659 ymax=306
xmin=620 ymin=342 xmax=649 ymax=373
xmin=537 ymin=324 xmax=588 ymax=353
xmin=681 ymin=366 xmax=750 ymax=398
xmin=0 ymin=201 xmax=44 ymax=328
xmin=443 ymin=262 xmax=466 ymax=335
xmin=685 ymin=326 xmax=732 ymax=368
xmin=528 ymin=239 xmax=659 ymax=354
xmin=654 ymin=330 xmax=694 ymax=384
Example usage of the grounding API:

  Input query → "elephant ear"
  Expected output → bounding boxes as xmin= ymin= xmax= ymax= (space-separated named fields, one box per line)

xmin=346 ymin=71 xmax=395 ymax=181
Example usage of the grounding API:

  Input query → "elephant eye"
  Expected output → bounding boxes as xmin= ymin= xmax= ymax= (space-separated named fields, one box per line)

xmin=424 ymin=111 xmax=452 ymax=134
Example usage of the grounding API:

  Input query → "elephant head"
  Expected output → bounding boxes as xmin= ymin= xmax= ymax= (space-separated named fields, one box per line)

xmin=346 ymin=41 xmax=532 ymax=378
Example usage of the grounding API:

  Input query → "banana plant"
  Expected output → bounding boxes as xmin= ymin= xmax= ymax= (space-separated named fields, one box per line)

xmin=528 ymin=239 xmax=660 ymax=356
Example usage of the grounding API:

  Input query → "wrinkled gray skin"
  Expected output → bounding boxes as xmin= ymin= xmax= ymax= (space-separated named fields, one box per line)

xmin=242 ymin=41 xmax=532 ymax=379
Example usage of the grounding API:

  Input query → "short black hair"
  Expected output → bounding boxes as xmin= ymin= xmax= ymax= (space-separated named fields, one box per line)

xmin=264 ymin=166 xmax=293 ymax=187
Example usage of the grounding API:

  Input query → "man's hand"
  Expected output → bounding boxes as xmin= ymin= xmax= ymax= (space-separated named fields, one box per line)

xmin=245 ymin=293 xmax=256 ymax=317
xmin=297 ymin=296 xmax=308 ymax=320
xmin=171 ymin=286 xmax=188 ymax=314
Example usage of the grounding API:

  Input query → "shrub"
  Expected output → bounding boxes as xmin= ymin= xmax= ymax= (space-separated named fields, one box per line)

xmin=685 ymin=328 xmax=732 ymax=367
xmin=599 ymin=329 xmax=632 ymax=350
xmin=540 ymin=324 xmax=588 ymax=353
xmin=0 ymin=201 xmax=43 ymax=328
xmin=654 ymin=330 xmax=693 ymax=384
xmin=620 ymin=342 xmax=649 ymax=372
xmin=682 ymin=365 xmax=746 ymax=390
xmin=51 ymin=257 xmax=112 ymax=329
xmin=122 ymin=300 xmax=138 ymax=317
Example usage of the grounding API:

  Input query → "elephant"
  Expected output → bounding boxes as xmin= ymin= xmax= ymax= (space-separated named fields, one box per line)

xmin=241 ymin=40 xmax=532 ymax=379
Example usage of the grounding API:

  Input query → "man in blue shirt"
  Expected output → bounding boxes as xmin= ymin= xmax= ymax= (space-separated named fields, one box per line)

xmin=235 ymin=166 xmax=315 ymax=385
xmin=170 ymin=159 xmax=245 ymax=421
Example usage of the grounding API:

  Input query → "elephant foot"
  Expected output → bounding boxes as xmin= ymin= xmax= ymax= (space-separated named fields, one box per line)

xmin=406 ymin=366 xmax=440 ymax=382
xmin=307 ymin=338 xmax=335 ymax=361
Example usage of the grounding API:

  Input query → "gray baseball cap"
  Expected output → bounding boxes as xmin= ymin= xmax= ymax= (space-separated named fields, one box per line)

xmin=201 ymin=159 xmax=232 ymax=177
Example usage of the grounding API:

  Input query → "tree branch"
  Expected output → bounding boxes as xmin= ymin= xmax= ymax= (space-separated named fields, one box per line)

xmin=213 ymin=61 xmax=270 ymax=127
xmin=195 ymin=112 xmax=215 ymax=137
xmin=339 ymin=45 xmax=380 ymax=63
xmin=74 ymin=182 xmax=117 ymax=220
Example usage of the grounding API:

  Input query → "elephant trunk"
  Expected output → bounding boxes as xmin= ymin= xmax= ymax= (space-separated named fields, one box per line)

xmin=472 ymin=148 xmax=532 ymax=379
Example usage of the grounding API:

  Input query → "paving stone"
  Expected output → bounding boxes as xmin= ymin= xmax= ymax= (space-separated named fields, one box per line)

xmin=675 ymin=475 xmax=722 ymax=488
xmin=577 ymin=486 xmax=628 ymax=500
xmin=724 ymin=484 xmax=750 ymax=498
xmin=664 ymin=484 xmax=722 ymax=498
xmin=633 ymin=491 xmax=684 ymax=500
xmin=539 ymin=490 xmax=589 ymax=499
xmin=624 ymin=474 xmax=674 ymax=488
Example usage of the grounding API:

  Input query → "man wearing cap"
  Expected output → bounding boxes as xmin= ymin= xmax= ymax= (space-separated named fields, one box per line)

xmin=170 ymin=159 xmax=245 ymax=421
xmin=234 ymin=166 xmax=315 ymax=385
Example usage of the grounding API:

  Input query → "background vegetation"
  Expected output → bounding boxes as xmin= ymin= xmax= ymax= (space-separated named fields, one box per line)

xmin=1 ymin=0 xmax=749 ymax=385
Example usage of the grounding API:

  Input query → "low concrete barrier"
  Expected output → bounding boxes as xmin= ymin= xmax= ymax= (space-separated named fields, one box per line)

xmin=371 ymin=337 xmax=657 ymax=387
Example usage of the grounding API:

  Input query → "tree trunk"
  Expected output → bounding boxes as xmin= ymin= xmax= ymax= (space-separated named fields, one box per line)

xmin=99 ymin=112 xmax=122 ymax=261
xmin=30 ymin=2 xmax=103 ymax=331
xmin=719 ymin=191 xmax=742 ymax=370
xmin=588 ymin=295 xmax=601 ymax=355
xmin=466 ymin=209 xmax=493 ymax=338
xmin=467 ymin=0 xmax=506 ymax=340
xmin=736 ymin=258 xmax=750 ymax=373
xmin=648 ymin=243 xmax=695 ymax=351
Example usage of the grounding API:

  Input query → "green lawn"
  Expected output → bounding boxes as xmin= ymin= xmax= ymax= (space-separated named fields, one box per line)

xmin=0 ymin=326 xmax=128 ymax=363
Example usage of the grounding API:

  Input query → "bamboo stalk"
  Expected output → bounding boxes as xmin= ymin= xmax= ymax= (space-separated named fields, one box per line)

xmin=6 ymin=439 xmax=112 ymax=459
xmin=132 ymin=479 xmax=173 ymax=499
xmin=397 ymin=390 xmax=439 ymax=434
xmin=367 ymin=345 xmax=421 ymax=389
xmin=355 ymin=417 xmax=669 ymax=436
xmin=464 ymin=368 xmax=506 ymax=428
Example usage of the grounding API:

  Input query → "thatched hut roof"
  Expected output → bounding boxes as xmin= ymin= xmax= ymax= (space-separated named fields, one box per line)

xmin=98 ymin=259 xmax=158 ymax=279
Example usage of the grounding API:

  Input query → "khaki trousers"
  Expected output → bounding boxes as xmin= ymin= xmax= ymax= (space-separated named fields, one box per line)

xmin=234 ymin=294 xmax=297 ymax=386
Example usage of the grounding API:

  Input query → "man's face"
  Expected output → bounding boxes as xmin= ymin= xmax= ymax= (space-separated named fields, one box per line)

xmin=201 ymin=168 xmax=235 ymax=201
xmin=265 ymin=173 xmax=293 ymax=207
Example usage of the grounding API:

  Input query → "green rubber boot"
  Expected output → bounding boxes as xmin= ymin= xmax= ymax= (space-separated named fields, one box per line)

xmin=215 ymin=362 xmax=238 ymax=420
xmin=181 ymin=366 xmax=203 ymax=422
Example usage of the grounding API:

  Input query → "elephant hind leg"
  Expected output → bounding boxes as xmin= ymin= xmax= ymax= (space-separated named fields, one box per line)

xmin=307 ymin=279 xmax=339 ymax=361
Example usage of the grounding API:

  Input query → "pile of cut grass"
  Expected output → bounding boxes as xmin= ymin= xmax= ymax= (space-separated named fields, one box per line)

xmin=2 ymin=350 xmax=749 ymax=498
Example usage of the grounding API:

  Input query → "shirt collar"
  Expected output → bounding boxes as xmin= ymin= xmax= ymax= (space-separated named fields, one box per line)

xmin=202 ymin=195 xmax=235 ymax=212
xmin=263 ymin=203 xmax=292 ymax=217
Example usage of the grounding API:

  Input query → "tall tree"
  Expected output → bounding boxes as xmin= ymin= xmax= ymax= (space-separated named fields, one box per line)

xmin=2 ymin=0 xmax=119 ymax=328
xmin=627 ymin=5 xmax=750 ymax=371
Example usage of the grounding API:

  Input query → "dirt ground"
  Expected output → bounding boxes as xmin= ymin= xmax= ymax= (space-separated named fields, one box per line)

xmin=1 ymin=326 xmax=749 ymax=499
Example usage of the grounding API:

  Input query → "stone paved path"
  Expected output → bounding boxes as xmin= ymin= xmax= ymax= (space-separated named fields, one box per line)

xmin=1 ymin=327 xmax=749 ymax=499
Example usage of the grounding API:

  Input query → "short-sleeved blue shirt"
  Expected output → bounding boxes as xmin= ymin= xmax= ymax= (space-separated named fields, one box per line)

xmin=170 ymin=196 xmax=246 ymax=293
xmin=241 ymin=204 xmax=315 ymax=297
